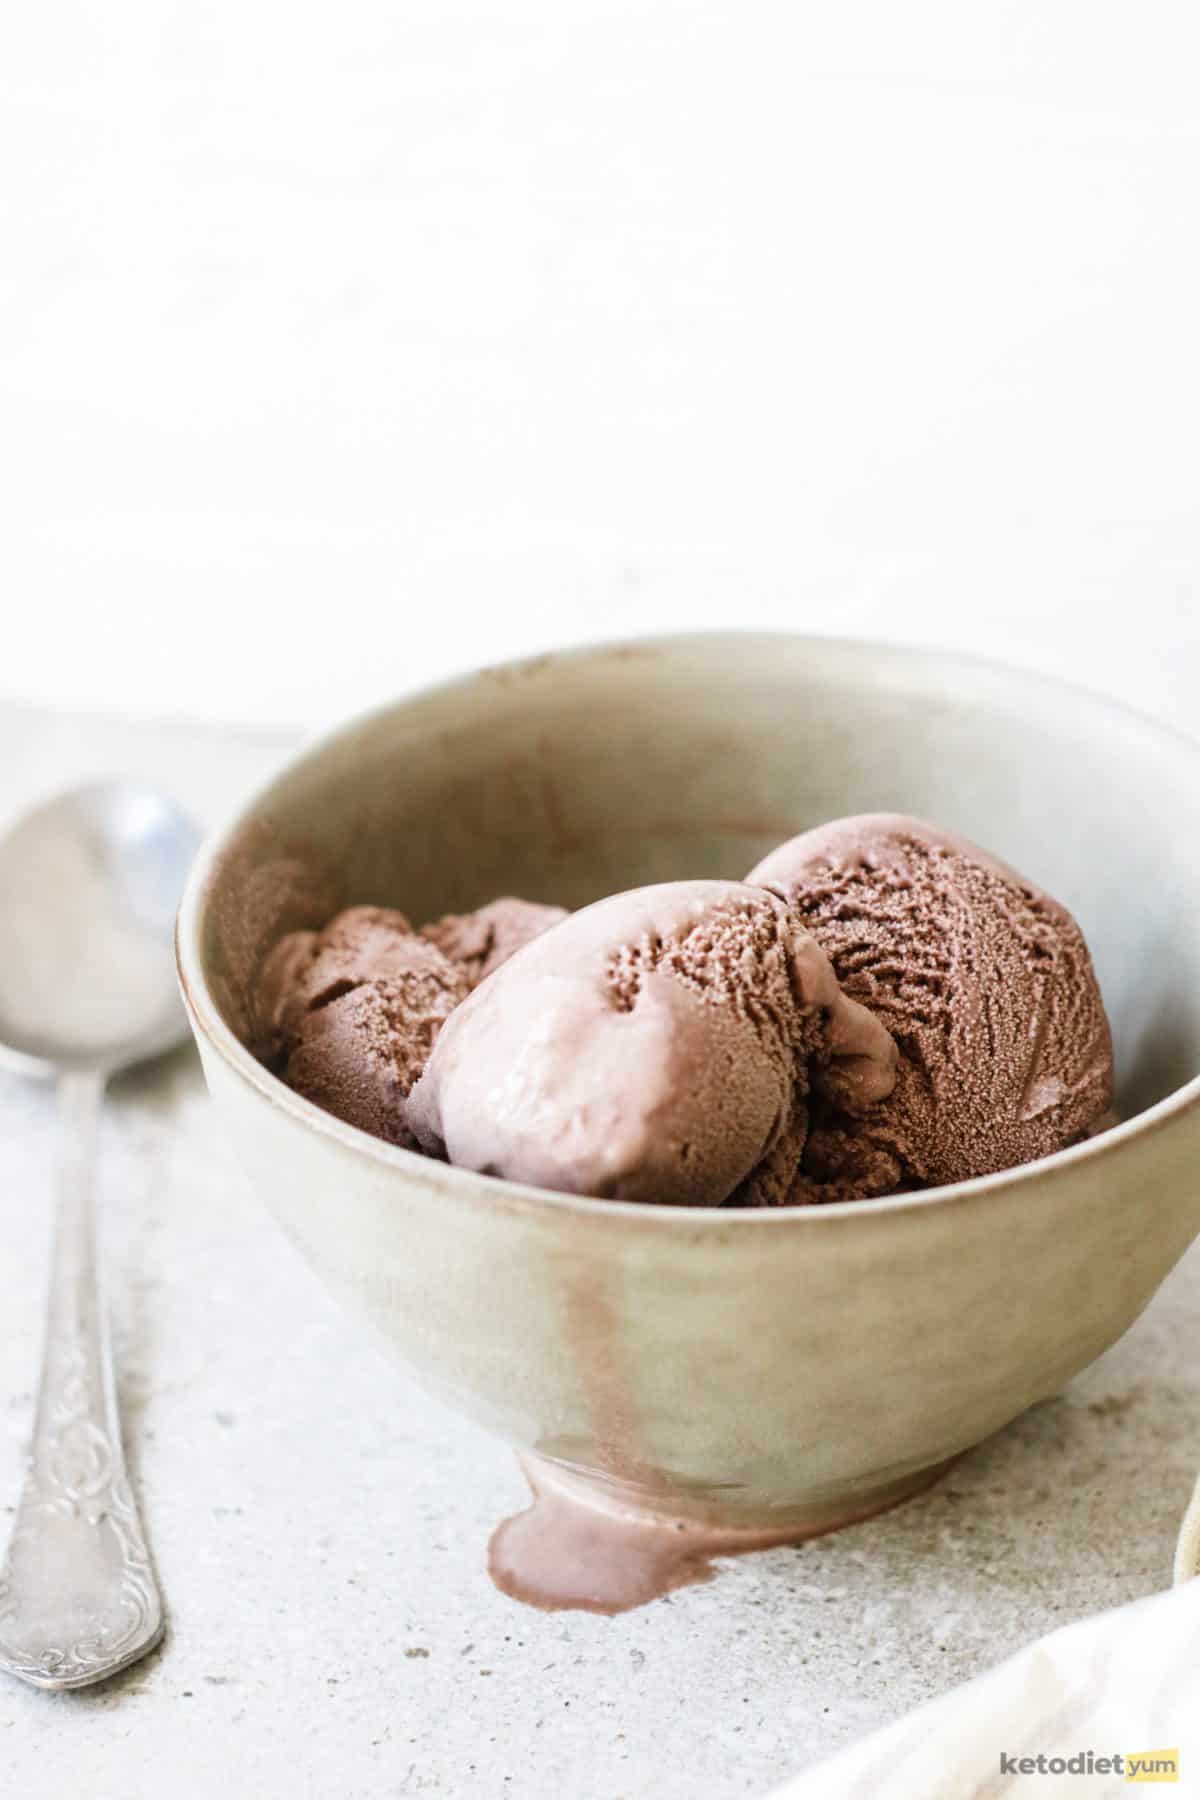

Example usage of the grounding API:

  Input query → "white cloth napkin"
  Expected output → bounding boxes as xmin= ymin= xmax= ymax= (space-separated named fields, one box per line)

xmin=769 ymin=1484 xmax=1200 ymax=1798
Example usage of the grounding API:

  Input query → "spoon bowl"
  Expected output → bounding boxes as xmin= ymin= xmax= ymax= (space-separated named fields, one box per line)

xmin=0 ymin=782 xmax=197 ymax=1076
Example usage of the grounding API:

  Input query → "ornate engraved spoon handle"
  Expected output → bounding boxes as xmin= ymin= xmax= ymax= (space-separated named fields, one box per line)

xmin=0 ymin=1071 xmax=164 ymax=1690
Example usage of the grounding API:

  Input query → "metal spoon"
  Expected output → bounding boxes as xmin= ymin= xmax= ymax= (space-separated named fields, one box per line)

xmin=0 ymin=782 xmax=198 ymax=1690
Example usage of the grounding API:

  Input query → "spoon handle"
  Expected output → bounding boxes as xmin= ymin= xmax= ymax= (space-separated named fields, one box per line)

xmin=0 ymin=1071 xmax=164 ymax=1689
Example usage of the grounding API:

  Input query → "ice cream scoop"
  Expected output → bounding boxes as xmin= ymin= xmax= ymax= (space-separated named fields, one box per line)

xmin=257 ymin=906 xmax=470 ymax=1145
xmin=747 ymin=814 xmax=1114 ymax=1199
xmin=257 ymin=897 xmax=570 ymax=1146
xmin=421 ymin=897 xmax=568 ymax=989
xmin=406 ymin=881 xmax=897 ymax=1206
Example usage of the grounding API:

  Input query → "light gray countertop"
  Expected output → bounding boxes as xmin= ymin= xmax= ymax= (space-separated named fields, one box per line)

xmin=2 ymin=702 xmax=1197 ymax=1799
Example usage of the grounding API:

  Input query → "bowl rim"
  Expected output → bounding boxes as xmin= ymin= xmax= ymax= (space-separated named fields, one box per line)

xmin=176 ymin=628 xmax=1200 ymax=1229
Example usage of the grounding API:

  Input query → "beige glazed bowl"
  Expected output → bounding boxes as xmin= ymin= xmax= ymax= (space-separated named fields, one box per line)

xmin=177 ymin=635 xmax=1200 ymax=1541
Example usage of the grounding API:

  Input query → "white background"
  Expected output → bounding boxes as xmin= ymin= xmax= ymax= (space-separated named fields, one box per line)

xmin=2 ymin=2 xmax=1199 ymax=734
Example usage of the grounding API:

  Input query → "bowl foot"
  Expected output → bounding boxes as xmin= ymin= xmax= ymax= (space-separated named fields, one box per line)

xmin=488 ymin=1452 xmax=956 ymax=1615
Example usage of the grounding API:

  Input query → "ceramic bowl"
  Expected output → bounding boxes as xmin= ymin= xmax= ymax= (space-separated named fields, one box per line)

xmin=176 ymin=635 xmax=1200 ymax=1540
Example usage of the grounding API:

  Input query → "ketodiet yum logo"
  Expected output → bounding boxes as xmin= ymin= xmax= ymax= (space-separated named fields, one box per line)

xmin=998 ymin=1748 xmax=1179 ymax=1782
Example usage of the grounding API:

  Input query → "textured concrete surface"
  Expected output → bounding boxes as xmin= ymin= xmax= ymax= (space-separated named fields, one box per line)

xmin=1 ymin=703 xmax=1197 ymax=1799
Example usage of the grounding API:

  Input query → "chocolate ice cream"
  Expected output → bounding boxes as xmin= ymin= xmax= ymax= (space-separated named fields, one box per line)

xmin=421 ymin=897 xmax=568 ymax=989
xmin=257 ymin=814 xmax=1113 ymax=1208
xmin=746 ymin=814 xmax=1114 ymax=1200
xmin=406 ymin=882 xmax=897 ymax=1206
xmin=257 ymin=896 xmax=568 ymax=1146
xmin=256 ymin=906 xmax=469 ymax=1145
